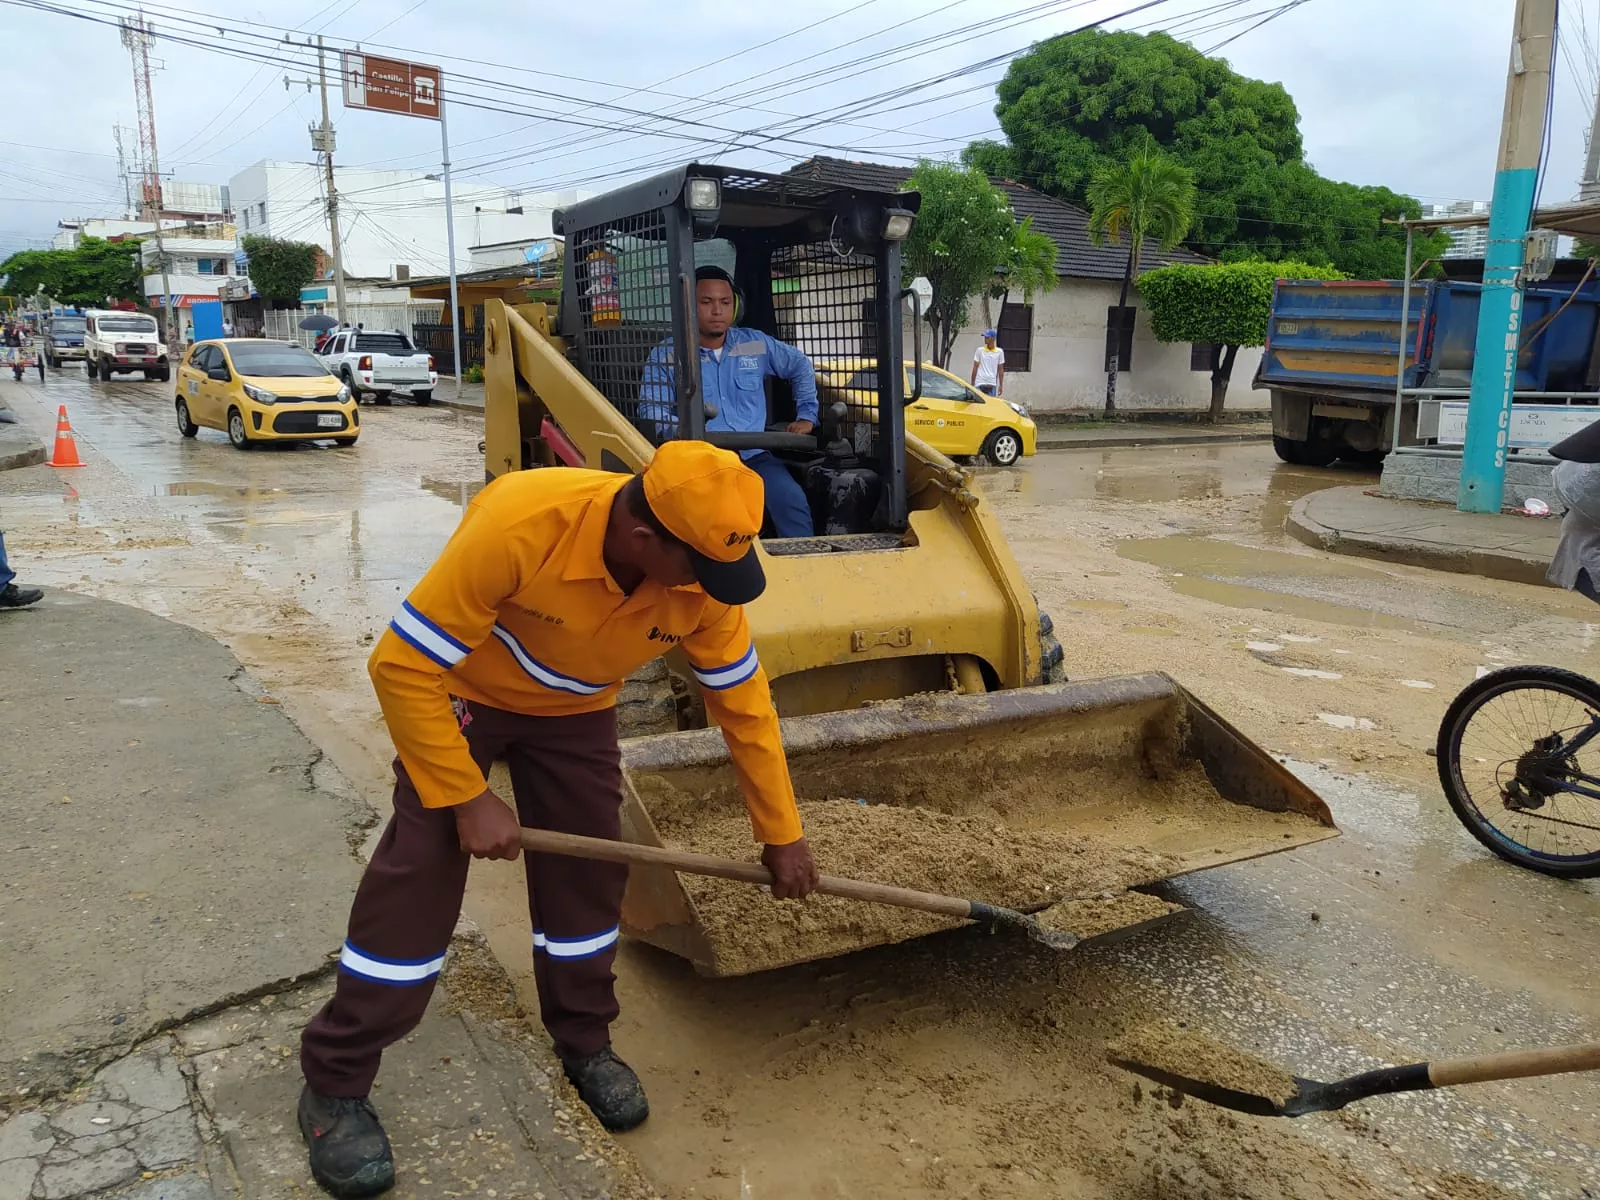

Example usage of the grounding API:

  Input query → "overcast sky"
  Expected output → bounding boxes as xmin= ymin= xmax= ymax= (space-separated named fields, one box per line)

xmin=0 ymin=0 xmax=1589 ymax=259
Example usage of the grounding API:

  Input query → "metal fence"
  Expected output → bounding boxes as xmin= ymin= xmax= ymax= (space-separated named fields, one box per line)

xmin=412 ymin=323 xmax=483 ymax=374
xmin=772 ymin=241 xmax=880 ymax=448
xmin=261 ymin=302 xmax=443 ymax=349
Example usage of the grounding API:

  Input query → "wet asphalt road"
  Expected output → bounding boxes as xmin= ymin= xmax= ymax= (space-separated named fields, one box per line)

xmin=2 ymin=368 xmax=1597 ymax=1197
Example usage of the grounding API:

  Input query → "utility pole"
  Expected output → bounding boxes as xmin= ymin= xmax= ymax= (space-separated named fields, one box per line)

xmin=289 ymin=37 xmax=349 ymax=325
xmin=439 ymin=95 xmax=463 ymax=400
xmin=1583 ymin=76 xmax=1600 ymax=201
xmin=120 ymin=13 xmax=175 ymax=346
xmin=1458 ymin=0 xmax=1557 ymax=513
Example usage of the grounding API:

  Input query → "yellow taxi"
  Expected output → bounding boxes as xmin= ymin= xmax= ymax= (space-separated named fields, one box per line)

xmin=815 ymin=359 xmax=1037 ymax=466
xmin=174 ymin=339 xmax=359 ymax=450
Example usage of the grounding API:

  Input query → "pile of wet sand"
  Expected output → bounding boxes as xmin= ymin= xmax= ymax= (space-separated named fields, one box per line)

xmin=651 ymin=796 xmax=1181 ymax=974
xmin=1109 ymin=1021 xmax=1302 ymax=1108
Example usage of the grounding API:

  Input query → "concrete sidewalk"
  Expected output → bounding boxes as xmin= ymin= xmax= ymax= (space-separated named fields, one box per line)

xmin=1287 ymin=485 xmax=1559 ymax=586
xmin=0 ymin=395 xmax=46 ymax=470
xmin=0 ymin=594 xmax=655 ymax=1199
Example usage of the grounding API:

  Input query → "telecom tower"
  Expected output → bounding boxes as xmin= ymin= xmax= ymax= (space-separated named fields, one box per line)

xmin=119 ymin=12 xmax=173 ymax=340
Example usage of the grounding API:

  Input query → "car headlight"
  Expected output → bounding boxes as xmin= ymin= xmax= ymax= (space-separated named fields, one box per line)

xmin=242 ymin=382 xmax=278 ymax=405
xmin=337 ymin=384 xmax=351 ymax=402
xmin=1006 ymin=400 xmax=1029 ymax=417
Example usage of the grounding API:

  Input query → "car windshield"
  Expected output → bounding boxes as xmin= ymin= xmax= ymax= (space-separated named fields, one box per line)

xmin=52 ymin=318 xmax=86 ymax=332
xmin=353 ymin=332 xmax=414 ymax=353
xmin=227 ymin=343 xmax=331 ymax=378
xmin=100 ymin=317 xmax=157 ymax=333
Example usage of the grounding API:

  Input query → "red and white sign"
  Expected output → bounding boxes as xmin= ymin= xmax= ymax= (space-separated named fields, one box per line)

xmin=341 ymin=52 xmax=440 ymax=120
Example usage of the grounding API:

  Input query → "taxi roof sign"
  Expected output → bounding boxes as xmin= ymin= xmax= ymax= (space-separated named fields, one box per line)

xmin=341 ymin=52 xmax=440 ymax=120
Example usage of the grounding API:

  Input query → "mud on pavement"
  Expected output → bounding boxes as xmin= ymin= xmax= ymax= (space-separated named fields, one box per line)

xmin=3 ymin=383 xmax=1595 ymax=1198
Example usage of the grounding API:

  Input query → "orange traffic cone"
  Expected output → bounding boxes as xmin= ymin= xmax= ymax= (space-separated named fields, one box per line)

xmin=48 ymin=404 xmax=85 ymax=468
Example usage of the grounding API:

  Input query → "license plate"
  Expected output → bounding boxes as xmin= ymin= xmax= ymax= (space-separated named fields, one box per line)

xmin=316 ymin=413 xmax=343 ymax=428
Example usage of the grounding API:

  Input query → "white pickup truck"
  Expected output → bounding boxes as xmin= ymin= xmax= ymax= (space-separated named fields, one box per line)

xmin=318 ymin=328 xmax=437 ymax=405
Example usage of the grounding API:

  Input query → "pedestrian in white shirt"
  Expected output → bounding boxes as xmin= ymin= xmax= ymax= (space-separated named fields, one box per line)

xmin=972 ymin=330 xmax=1005 ymax=397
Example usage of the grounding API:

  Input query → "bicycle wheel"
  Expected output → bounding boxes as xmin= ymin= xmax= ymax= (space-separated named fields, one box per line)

xmin=1436 ymin=666 xmax=1600 ymax=877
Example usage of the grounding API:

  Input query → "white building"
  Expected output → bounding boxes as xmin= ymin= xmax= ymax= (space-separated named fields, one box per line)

xmin=228 ymin=161 xmax=585 ymax=280
xmin=789 ymin=157 xmax=1265 ymax=414
xmin=1424 ymin=201 xmax=1491 ymax=259
xmin=141 ymin=222 xmax=239 ymax=310
xmin=55 ymin=181 xmax=230 ymax=250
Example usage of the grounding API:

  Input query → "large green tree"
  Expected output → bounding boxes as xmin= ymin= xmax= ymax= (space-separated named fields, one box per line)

xmin=965 ymin=28 xmax=1447 ymax=277
xmin=241 ymin=235 xmax=320 ymax=307
xmin=0 ymin=236 xmax=143 ymax=306
xmin=1086 ymin=140 xmax=1196 ymax=413
xmin=903 ymin=161 xmax=1058 ymax=368
xmin=1138 ymin=259 xmax=1344 ymax=420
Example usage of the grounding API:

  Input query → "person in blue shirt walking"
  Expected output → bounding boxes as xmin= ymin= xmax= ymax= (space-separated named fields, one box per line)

xmin=638 ymin=266 xmax=817 ymax=538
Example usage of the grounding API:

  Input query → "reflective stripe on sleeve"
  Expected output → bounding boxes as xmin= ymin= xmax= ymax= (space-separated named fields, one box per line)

xmin=532 ymin=926 xmax=620 ymax=960
xmin=489 ymin=625 xmax=610 ymax=695
xmin=389 ymin=601 xmax=471 ymax=668
xmin=691 ymin=645 xmax=759 ymax=690
xmin=338 ymin=940 xmax=447 ymax=985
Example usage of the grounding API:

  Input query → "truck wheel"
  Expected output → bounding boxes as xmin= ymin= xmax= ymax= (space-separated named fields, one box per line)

xmin=341 ymin=369 xmax=363 ymax=402
xmin=99 ymin=358 xmax=113 ymax=382
xmin=410 ymin=389 xmax=433 ymax=405
xmin=1272 ymin=434 xmax=1338 ymax=467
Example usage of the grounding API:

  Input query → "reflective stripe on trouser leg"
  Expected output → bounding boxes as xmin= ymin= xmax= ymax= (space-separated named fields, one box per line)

xmin=300 ymin=735 xmax=502 ymax=1096
xmin=502 ymin=705 xmax=628 ymax=1060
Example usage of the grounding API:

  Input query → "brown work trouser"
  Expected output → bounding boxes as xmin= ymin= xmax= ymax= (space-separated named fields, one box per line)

xmin=300 ymin=702 xmax=627 ymax=1097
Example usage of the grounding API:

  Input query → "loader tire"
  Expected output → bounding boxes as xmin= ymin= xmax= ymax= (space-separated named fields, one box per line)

xmin=1038 ymin=609 xmax=1067 ymax=684
xmin=616 ymin=658 xmax=681 ymax=738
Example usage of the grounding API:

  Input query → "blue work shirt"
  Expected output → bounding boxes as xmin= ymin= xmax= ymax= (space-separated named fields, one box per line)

xmin=638 ymin=328 xmax=818 ymax=455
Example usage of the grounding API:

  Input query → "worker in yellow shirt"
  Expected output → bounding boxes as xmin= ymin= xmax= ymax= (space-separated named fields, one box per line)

xmin=297 ymin=441 xmax=818 ymax=1199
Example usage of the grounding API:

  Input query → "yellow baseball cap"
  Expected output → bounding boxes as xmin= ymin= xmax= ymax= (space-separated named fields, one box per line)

xmin=642 ymin=440 xmax=767 ymax=604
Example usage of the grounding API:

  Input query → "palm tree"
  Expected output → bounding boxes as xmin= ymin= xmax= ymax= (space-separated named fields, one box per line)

xmin=1086 ymin=141 xmax=1196 ymax=414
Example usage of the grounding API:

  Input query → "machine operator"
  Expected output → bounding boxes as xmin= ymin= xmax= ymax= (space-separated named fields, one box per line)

xmin=639 ymin=266 xmax=819 ymax=538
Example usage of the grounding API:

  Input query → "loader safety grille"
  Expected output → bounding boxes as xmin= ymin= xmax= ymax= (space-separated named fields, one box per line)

xmin=771 ymin=241 xmax=881 ymax=455
xmin=763 ymin=532 xmax=906 ymax=556
xmin=568 ymin=209 xmax=674 ymax=436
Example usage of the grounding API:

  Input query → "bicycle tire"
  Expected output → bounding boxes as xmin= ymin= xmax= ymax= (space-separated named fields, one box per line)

xmin=1436 ymin=665 xmax=1600 ymax=878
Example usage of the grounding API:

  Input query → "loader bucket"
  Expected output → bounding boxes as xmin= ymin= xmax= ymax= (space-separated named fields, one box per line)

xmin=617 ymin=673 xmax=1337 ymax=977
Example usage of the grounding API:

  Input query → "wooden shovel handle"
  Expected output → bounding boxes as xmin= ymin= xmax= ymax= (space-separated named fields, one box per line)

xmin=519 ymin=826 xmax=975 ymax=919
xmin=1428 ymin=1040 xmax=1600 ymax=1088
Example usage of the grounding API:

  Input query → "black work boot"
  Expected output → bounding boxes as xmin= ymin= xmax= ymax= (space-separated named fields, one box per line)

xmin=297 ymin=1086 xmax=395 ymax=1198
xmin=0 ymin=583 xmax=42 ymax=608
xmin=562 ymin=1044 xmax=650 ymax=1132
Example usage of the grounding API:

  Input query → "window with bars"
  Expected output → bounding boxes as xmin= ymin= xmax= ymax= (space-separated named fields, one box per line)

xmin=996 ymin=300 xmax=1032 ymax=372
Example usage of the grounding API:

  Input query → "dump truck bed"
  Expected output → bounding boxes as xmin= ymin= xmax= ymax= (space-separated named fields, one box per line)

xmin=616 ymin=673 xmax=1337 ymax=976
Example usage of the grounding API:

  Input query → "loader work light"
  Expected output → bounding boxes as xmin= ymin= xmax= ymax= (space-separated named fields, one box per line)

xmin=686 ymin=178 xmax=720 ymax=210
xmin=881 ymin=208 xmax=915 ymax=241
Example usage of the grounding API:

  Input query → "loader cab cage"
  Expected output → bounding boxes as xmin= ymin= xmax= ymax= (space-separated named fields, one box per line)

xmin=553 ymin=164 xmax=920 ymax=535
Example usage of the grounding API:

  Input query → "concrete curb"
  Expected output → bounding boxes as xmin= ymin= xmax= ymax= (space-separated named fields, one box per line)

xmin=1287 ymin=491 xmax=1554 ymax=587
xmin=0 ymin=429 xmax=46 ymax=470
xmin=1038 ymin=430 xmax=1272 ymax=451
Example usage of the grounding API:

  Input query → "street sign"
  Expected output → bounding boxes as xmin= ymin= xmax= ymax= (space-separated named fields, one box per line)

xmin=341 ymin=52 xmax=440 ymax=120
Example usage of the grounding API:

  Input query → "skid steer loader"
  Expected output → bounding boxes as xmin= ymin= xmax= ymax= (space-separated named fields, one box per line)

xmin=479 ymin=164 xmax=1336 ymax=976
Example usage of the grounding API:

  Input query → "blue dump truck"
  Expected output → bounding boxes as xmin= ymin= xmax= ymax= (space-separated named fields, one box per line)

xmin=1254 ymin=275 xmax=1600 ymax=465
